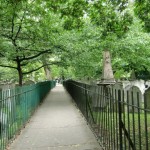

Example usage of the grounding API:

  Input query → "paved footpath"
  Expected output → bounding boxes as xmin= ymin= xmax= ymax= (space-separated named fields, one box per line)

xmin=9 ymin=85 xmax=102 ymax=150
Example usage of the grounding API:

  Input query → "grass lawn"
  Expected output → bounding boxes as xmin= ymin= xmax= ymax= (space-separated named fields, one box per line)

xmin=91 ymin=110 xmax=150 ymax=150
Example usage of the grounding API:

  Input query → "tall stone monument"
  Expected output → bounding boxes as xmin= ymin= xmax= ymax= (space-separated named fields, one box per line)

xmin=98 ymin=51 xmax=115 ymax=85
xmin=94 ymin=51 xmax=115 ymax=112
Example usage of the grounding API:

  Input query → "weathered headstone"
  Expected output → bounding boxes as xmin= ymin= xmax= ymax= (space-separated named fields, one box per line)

xmin=130 ymin=70 xmax=136 ymax=80
xmin=144 ymin=87 xmax=150 ymax=110
xmin=127 ymin=86 xmax=142 ymax=112
xmin=24 ymin=80 xmax=35 ymax=85
xmin=111 ymin=82 xmax=124 ymax=112
xmin=90 ymin=85 xmax=105 ymax=111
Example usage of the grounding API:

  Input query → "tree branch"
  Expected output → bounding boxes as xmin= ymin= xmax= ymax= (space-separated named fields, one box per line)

xmin=23 ymin=62 xmax=61 ymax=75
xmin=15 ymin=7 xmax=27 ymax=40
xmin=0 ymin=64 xmax=17 ymax=69
xmin=0 ymin=53 xmax=5 ymax=57
xmin=20 ymin=49 xmax=52 ymax=62
xmin=11 ymin=10 xmax=15 ymax=39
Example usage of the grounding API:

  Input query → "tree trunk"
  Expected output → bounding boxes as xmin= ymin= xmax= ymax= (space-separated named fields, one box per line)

xmin=17 ymin=59 xmax=23 ymax=86
xmin=18 ymin=68 xmax=23 ymax=86
xmin=41 ymin=55 xmax=52 ymax=80
xmin=44 ymin=66 xmax=52 ymax=80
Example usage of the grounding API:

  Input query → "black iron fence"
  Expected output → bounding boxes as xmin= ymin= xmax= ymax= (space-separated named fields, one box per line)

xmin=0 ymin=80 xmax=56 ymax=150
xmin=64 ymin=80 xmax=150 ymax=150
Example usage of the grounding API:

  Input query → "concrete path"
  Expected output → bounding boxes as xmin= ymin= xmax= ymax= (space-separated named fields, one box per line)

xmin=9 ymin=85 xmax=101 ymax=150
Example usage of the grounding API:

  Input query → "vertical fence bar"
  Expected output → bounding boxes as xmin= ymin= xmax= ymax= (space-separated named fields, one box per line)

xmin=102 ymin=86 xmax=105 ymax=146
xmin=118 ymin=90 xmax=123 ymax=150
xmin=115 ymin=89 xmax=119 ymax=149
xmin=137 ymin=92 xmax=142 ymax=150
xmin=107 ymin=87 xmax=111 ymax=150
xmin=98 ymin=86 xmax=103 ymax=144
xmin=122 ymin=90 xmax=127 ymax=150
xmin=131 ymin=91 xmax=136 ymax=147
xmin=85 ymin=84 xmax=88 ymax=123
xmin=144 ymin=92 xmax=149 ymax=150
xmin=127 ymin=91 xmax=131 ymax=150
xmin=0 ymin=89 xmax=1 ymax=149
xmin=109 ymin=87 xmax=113 ymax=149
xmin=112 ymin=87 xmax=116 ymax=150
xmin=105 ymin=86 xmax=108 ymax=149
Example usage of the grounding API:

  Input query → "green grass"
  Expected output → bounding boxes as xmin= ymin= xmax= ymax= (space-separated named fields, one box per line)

xmin=90 ymin=110 xmax=150 ymax=150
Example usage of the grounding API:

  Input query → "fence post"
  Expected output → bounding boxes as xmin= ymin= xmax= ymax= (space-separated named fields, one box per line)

xmin=144 ymin=89 xmax=149 ymax=150
xmin=118 ymin=90 xmax=123 ymax=150
xmin=85 ymin=84 xmax=88 ymax=122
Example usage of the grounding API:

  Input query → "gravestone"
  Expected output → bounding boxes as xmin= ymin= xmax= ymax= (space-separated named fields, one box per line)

xmin=110 ymin=82 xmax=124 ymax=112
xmin=144 ymin=87 xmax=150 ymax=110
xmin=24 ymin=80 xmax=35 ymax=85
xmin=130 ymin=70 xmax=136 ymax=80
xmin=90 ymin=85 xmax=106 ymax=111
xmin=127 ymin=86 xmax=142 ymax=112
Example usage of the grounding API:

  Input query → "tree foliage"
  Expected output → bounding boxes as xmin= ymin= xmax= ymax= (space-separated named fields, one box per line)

xmin=111 ymin=18 xmax=150 ymax=79
xmin=0 ymin=0 xmax=150 ymax=84
xmin=134 ymin=0 xmax=150 ymax=32
xmin=0 ymin=0 xmax=64 ymax=85
xmin=89 ymin=0 xmax=133 ymax=37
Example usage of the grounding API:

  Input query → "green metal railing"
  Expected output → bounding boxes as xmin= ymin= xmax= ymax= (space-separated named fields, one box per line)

xmin=0 ymin=80 xmax=56 ymax=150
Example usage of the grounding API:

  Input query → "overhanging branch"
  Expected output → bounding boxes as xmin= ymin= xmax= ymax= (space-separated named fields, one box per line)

xmin=0 ymin=53 xmax=5 ymax=57
xmin=0 ymin=64 xmax=17 ymax=69
xmin=11 ymin=8 xmax=15 ymax=39
xmin=23 ymin=62 xmax=61 ymax=75
xmin=20 ymin=49 xmax=52 ymax=62
xmin=15 ymin=5 xmax=27 ymax=40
